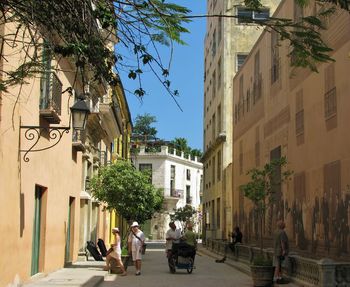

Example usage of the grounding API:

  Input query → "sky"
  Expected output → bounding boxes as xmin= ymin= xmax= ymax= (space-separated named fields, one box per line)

xmin=119 ymin=1 xmax=206 ymax=151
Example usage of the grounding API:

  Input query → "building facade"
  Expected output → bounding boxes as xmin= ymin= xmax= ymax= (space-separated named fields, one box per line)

xmin=232 ymin=0 xmax=350 ymax=258
xmin=202 ymin=0 xmax=280 ymax=241
xmin=0 ymin=20 xmax=131 ymax=287
xmin=132 ymin=146 xmax=203 ymax=239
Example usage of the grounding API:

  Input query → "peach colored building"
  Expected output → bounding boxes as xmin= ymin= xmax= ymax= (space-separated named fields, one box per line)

xmin=232 ymin=0 xmax=350 ymax=258
xmin=0 ymin=21 xmax=131 ymax=287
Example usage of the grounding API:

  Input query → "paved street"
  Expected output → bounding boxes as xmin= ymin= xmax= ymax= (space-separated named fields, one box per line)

xmin=22 ymin=243 xmax=299 ymax=287
xmin=100 ymin=243 xmax=255 ymax=287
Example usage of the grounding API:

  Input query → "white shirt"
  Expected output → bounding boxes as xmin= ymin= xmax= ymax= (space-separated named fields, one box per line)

xmin=128 ymin=230 xmax=145 ymax=251
xmin=165 ymin=228 xmax=181 ymax=250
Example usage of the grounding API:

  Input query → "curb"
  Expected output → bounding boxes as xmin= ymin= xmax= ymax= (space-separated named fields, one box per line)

xmin=81 ymin=275 xmax=104 ymax=287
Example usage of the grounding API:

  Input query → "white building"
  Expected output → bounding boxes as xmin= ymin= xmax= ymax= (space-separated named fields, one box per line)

xmin=132 ymin=145 xmax=203 ymax=239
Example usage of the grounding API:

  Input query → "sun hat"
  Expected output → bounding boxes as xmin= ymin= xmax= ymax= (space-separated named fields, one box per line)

xmin=112 ymin=227 xmax=119 ymax=233
xmin=130 ymin=221 xmax=139 ymax=228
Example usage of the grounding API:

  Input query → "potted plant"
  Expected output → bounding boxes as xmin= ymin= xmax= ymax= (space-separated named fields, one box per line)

xmin=240 ymin=157 xmax=292 ymax=286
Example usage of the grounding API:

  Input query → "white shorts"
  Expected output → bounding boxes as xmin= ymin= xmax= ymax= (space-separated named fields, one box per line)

xmin=132 ymin=246 xmax=142 ymax=261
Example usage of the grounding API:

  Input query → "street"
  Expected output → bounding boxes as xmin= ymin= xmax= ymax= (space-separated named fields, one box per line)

xmin=99 ymin=243 xmax=252 ymax=287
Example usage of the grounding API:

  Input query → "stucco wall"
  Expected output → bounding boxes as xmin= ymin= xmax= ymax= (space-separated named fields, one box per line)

xmin=232 ymin=0 xmax=350 ymax=258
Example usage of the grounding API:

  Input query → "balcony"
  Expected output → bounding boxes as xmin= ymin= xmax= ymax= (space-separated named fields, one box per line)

xmin=39 ymin=72 xmax=62 ymax=124
xmin=72 ymin=129 xmax=86 ymax=151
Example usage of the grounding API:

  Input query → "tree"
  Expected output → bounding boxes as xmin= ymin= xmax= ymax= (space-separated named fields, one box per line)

xmin=240 ymin=157 xmax=292 ymax=252
xmin=170 ymin=204 xmax=197 ymax=231
xmin=132 ymin=113 xmax=158 ymax=140
xmin=170 ymin=137 xmax=191 ymax=156
xmin=90 ymin=160 xmax=163 ymax=224
xmin=190 ymin=148 xmax=203 ymax=159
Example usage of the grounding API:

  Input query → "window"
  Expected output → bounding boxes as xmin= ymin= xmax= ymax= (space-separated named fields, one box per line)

xmin=239 ymin=141 xmax=243 ymax=175
xmin=212 ymin=113 xmax=216 ymax=140
xmin=295 ymin=90 xmax=304 ymax=135
xmin=217 ymin=104 xmax=222 ymax=133
xmin=216 ymin=198 xmax=221 ymax=228
xmin=212 ymin=70 xmax=216 ymax=98
xmin=186 ymin=169 xmax=191 ymax=180
xmin=271 ymin=31 xmax=280 ymax=84
xmin=236 ymin=54 xmax=248 ymax=71
xmin=212 ymin=29 xmax=216 ymax=56
xmin=324 ymin=63 xmax=336 ymax=119
xmin=255 ymin=127 xmax=260 ymax=166
xmin=186 ymin=185 xmax=191 ymax=204
xmin=39 ymin=42 xmax=62 ymax=116
xmin=253 ymin=51 xmax=262 ymax=102
xmin=139 ymin=164 xmax=152 ymax=183
xmin=237 ymin=7 xmax=270 ymax=24
xmin=170 ymin=165 xmax=176 ymax=195
xmin=217 ymin=150 xmax=221 ymax=181
xmin=212 ymin=156 xmax=216 ymax=185
xmin=217 ymin=58 xmax=222 ymax=89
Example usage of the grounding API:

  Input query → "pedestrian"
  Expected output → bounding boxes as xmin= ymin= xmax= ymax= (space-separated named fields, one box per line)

xmin=183 ymin=222 xmax=197 ymax=262
xmin=165 ymin=222 xmax=181 ymax=258
xmin=128 ymin=221 xmax=145 ymax=276
xmin=229 ymin=226 xmax=243 ymax=252
xmin=104 ymin=227 xmax=127 ymax=276
xmin=273 ymin=220 xmax=289 ymax=283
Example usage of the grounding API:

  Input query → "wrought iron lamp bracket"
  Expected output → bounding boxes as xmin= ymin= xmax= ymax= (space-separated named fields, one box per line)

xmin=20 ymin=125 xmax=70 ymax=162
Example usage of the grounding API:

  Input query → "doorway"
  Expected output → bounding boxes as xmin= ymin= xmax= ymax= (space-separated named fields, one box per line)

xmin=65 ymin=197 xmax=75 ymax=264
xmin=31 ymin=185 xmax=46 ymax=275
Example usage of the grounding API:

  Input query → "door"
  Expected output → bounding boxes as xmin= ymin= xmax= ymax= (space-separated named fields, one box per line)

xmin=65 ymin=197 xmax=75 ymax=264
xmin=31 ymin=186 xmax=43 ymax=275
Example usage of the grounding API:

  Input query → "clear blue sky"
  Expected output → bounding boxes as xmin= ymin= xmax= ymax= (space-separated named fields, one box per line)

xmin=119 ymin=1 xmax=206 ymax=151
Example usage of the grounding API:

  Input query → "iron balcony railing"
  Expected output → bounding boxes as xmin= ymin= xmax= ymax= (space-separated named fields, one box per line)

xmin=40 ymin=72 xmax=62 ymax=115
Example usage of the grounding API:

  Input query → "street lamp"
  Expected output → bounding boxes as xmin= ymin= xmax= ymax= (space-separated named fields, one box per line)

xmin=70 ymin=98 xmax=90 ymax=130
xmin=20 ymin=98 xmax=90 ymax=162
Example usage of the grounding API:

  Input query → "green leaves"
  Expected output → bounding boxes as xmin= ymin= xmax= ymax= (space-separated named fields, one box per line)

xmin=90 ymin=160 xmax=164 ymax=224
xmin=241 ymin=157 xmax=292 ymax=211
xmin=170 ymin=205 xmax=197 ymax=230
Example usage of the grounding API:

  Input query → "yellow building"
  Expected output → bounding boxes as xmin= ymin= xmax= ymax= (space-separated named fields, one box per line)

xmin=232 ymin=0 xmax=350 ymax=258
xmin=203 ymin=0 xmax=280 ymax=241
xmin=0 ymin=14 xmax=131 ymax=287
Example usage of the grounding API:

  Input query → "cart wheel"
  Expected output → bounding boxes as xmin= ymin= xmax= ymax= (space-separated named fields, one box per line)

xmin=168 ymin=257 xmax=176 ymax=273
xmin=187 ymin=258 xmax=194 ymax=274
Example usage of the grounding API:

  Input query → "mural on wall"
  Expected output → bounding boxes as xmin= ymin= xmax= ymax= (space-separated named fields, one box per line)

xmin=234 ymin=191 xmax=350 ymax=259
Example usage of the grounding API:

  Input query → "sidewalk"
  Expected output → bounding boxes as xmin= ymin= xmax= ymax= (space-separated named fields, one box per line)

xmin=196 ymin=246 xmax=301 ymax=287
xmin=22 ymin=259 xmax=108 ymax=287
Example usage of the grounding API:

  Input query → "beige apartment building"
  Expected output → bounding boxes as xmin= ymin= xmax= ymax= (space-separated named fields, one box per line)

xmin=0 ymin=19 xmax=131 ymax=287
xmin=202 ymin=0 xmax=280 ymax=241
xmin=232 ymin=0 xmax=350 ymax=258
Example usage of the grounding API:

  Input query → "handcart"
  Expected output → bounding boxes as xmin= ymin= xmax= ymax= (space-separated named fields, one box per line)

xmin=168 ymin=242 xmax=195 ymax=274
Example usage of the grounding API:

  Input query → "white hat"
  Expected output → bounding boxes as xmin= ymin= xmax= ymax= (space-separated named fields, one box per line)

xmin=130 ymin=221 xmax=139 ymax=228
xmin=112 ymin=227 xmax=119 ymax=233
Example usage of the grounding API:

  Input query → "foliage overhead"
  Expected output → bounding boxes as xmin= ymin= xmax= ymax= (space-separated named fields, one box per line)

xmin=240 ymin=157 xmax=292 ymax=251
xmin=0 ymin=0 xmax=190 ymax=104
xmin=170 ymin=204 xmax=197 ymax=231
xmin=1 ymin=0 xmax=346 ymax=104
xmin=90 ymin=160 xmax=164 ymax=224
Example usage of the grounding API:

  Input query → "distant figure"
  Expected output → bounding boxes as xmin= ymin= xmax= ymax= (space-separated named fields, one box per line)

xmin=165 ymin=222 xmax=181 ymax=258
xmin=273 ymin=220 xmax=289 ymax=283
xmin=104 ymin=227 xmax=126 ymax=275
xmin=183 ymin=222 xmax=197 ymax=262
xmin=128 ymin=221 xmax=145 ymax=276
xmin=229 ymin=226 xmax=243 ymax=252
